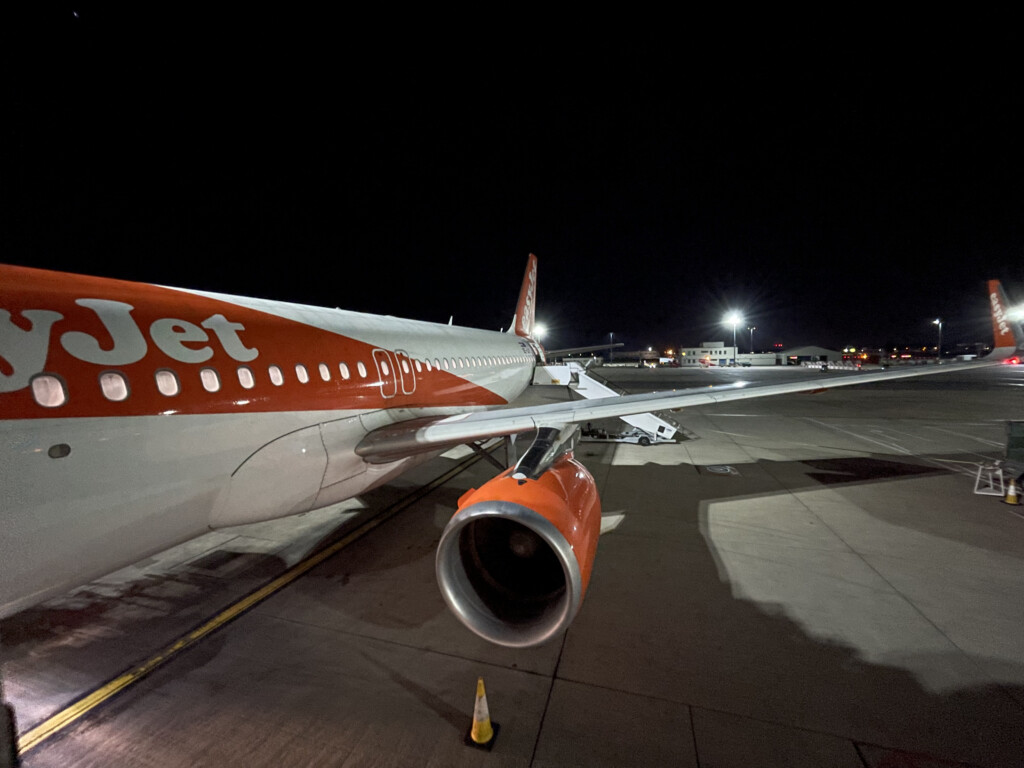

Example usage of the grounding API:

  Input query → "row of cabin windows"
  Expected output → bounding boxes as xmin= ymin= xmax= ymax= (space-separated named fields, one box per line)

xmin=28 ymin=353 xmax=533 ymax=408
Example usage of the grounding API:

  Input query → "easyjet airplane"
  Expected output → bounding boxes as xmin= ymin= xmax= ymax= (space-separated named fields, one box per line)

xmin=1 ymin=258 xmax=1019 ymax=649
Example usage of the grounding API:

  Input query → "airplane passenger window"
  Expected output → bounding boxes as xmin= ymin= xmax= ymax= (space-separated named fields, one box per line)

xmin=200 ymin=368 xmax=221 ymax=393
xmin=433 ymin=359 xmax=440 ymax=370
xmin=457 ymin=358 xmax=464 ymax=369
xmin=418 ymin=360 xmax=426 ymax=372
xmin=318 ymin=363 xmax=330 ymax=381
xmin=381 ymin=360 xmax=390 ymax=376
xmin=442 ymin=358 xmax=449 ymax=370
xmin=155 ymin=369 xmax=180 ymax=396
xmin=357 ymin=361 xmax=367 ymax=377
xmin=269 ymin=365 xmax=284 ymax=386
xmin=339 ymin=362 xmax=351 ymax=380
xmin=30 ymin=374 xmax=66 ymax=407
xmin=237 ymin=367 xmax=255 ymax=389
xmin=99 ymin=372 xmax=129 ymax=402
xmin=295 ymin=364 xmax=309 ymax=383
xmin=402 ymin=360 xmax=410 ymax=374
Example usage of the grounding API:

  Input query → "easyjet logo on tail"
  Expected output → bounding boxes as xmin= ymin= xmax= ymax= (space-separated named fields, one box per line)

xmin=0 ymin=299 xmax=259 ymax=393
xmin=988 ymin=280 xmax=1016 ymax=347
xmin=514 ymin=254 xmax=538 ymax=338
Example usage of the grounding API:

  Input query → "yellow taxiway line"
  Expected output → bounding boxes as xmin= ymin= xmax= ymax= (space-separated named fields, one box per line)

xmin=17 ymin=448 xmax=490 ymax=756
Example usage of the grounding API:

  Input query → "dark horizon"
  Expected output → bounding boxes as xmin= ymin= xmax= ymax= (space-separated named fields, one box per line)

xmin=5 ymin=12 xmax=1023 ymax=355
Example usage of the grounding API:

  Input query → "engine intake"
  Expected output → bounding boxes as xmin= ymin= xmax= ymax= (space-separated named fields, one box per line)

xmin=435 ymin=453 xmax=600 ymax=647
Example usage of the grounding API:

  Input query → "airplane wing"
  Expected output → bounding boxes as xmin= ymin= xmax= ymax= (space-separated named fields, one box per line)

xmin=356 ymin=359 xmax=1004 ymax=462
xmin=543 ymin=342 xmax=624 ymax=357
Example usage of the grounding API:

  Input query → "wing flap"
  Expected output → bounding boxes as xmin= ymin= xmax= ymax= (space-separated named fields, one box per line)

xmin=355 ymin=360 xmax=1003 ymax=462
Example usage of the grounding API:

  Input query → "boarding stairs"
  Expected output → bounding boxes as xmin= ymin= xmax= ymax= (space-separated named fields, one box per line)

xmin=532 ymin=362 xmax=679 ymax=442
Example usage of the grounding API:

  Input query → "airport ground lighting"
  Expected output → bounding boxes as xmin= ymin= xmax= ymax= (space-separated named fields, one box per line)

xmin=933 ymin=318 xmax=942 ymax=359
xmin=747 ymin=326 xmax=756 ymax=353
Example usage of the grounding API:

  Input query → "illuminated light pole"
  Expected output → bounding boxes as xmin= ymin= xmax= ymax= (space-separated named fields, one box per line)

xmin=747 ymin=326 xmax=756 ymax=354
xmin=724 ymin=312 xmax=742 ymax=365
xmin=933 ymin=318 xmax=942 ymax=361
xmin=609 ymin=332 xmax=614 ymax=362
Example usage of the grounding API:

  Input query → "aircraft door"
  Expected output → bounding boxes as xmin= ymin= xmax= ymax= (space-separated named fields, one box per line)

xmin=372 ymin=349 xmax=398 ymax=398
xmin=394 ymin=350 xmax=416 ymax=395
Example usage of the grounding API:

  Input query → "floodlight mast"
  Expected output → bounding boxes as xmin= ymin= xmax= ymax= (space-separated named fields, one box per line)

xmin=724 ymin=312 xmax=742 ymax=364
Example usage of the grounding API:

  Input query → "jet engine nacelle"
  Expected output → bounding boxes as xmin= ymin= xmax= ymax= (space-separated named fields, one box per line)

xmin=435 ymin=452 xmax=601 ymax=647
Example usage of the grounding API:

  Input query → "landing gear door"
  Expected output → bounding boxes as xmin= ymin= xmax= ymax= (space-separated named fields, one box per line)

xmin=394 ymin=349 xmax=416 ymax=395
xmin=372 ymin=349 xmax=398 ymax=399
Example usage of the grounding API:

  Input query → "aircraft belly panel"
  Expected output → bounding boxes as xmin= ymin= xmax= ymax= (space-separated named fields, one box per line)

xmin=319 ymin=414 xmax=370 ymax=488
xmin=211 ymin=425 xmax=328 ymax=528
xmin=0 ymin=411 xmax=356 ymax=617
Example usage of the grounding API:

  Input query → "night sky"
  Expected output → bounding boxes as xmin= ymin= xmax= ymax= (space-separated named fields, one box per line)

xmin=5 ymin=11 xmax=1024 ymax=354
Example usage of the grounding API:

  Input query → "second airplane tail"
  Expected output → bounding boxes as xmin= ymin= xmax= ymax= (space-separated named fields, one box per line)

xmin=987 ymin=279 xmax=1024 ymax=358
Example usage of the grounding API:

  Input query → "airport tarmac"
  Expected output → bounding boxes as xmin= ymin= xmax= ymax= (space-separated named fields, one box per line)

xmin=4 ymin=363 xmax=1024 ymax=767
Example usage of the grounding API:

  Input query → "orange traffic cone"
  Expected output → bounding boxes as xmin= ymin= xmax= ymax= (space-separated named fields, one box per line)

xmin=1004 ymin=478 xmax=1022 ymax=505
xmin=464 ymin=677 xmax=498 ymax=750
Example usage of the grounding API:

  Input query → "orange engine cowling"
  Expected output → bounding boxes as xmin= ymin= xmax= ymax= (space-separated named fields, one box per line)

xmin=435 ymin=452 xmax=601 ymax=647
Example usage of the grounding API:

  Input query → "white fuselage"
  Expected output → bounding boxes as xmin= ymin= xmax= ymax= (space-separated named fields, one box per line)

xmin=0 ymin=265 xmax=538 ymax=616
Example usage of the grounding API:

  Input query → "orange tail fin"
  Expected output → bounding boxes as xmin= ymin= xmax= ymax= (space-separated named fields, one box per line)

xmin=509 ymin=254 xmax=537 ymax=338
xmin=988 ymin=279 xmax=1022 ymax=351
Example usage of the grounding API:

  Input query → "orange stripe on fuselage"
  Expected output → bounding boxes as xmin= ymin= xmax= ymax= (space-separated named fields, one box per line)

xmin=0 ymin=265 xmax=510 ymax=419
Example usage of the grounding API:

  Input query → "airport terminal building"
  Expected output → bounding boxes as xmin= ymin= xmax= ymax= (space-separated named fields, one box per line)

xmin=678 ymin=341 xmax=737 ymax=366
xmin=677 ymin=342 xmax=842 ymax=367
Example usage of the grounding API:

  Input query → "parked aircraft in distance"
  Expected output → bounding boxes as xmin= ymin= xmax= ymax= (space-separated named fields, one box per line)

xmin=1 ymin=258 xmax=1019 ymax=649
xmin=989 ymin=279 xmax=1024 ymax=364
